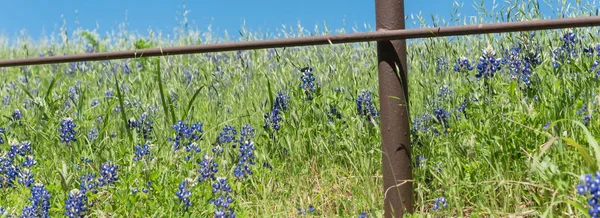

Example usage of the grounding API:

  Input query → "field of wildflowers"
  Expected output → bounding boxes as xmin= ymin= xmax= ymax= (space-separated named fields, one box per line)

xmin=2 ymin=0 xmax=600 ymax=217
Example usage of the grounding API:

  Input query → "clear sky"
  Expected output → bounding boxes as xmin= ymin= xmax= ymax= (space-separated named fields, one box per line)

xmin=0 ymin=0 xmax=587 ymax=41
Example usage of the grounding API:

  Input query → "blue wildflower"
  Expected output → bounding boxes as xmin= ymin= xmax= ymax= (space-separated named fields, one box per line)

xmin=21 ymin=183 xmax=51 ymax=218
xmin=453 ymin=57 xmax=474 ymax=72
xmin=356 ymin=90 xmax=379 ymax=121
xmin=176 ymin=178 xmax=195 ymax=211
xmin=64 ymin=189 xmax=88 ymax=218
xmin=543 ymin=121 xmax=551 ymax=130
xmin=433 ymin=108 xmax=451 ymax=127
xmin=0 ymin=128 xmax=5 ymax=144
xmin=198 ymin=155 xmax=218 ymax=182
xmin=476 ymin=45 xmax=502 ymax=79
xmin=431 ymin=197 xmax=448 ymax=210
xmin=79 ymin=173 xmax=98 ymax=194
xmin=327 ymin=105 xmax=343 ymax=123
xmin=18 ymin=168 xmax=34 ymax=187
xmin=133 ymin=143 xmax=152 ymax=162
xmin=87 ymin=128 xmax=98 ymax=141
xmin=300 ymin=67 xmax=317 ymax=100
xmin=264 ymin=91 xmax=290 ymax=132
xmin=59 ymin=117 xmax=77 ymax=145
xmin=234 ymin=125 xmax=256 ymax=180
xmin=210 ymin=177 xmax=235 ymax=218
xmin=12 ymin=109 xmax=22 ymax=121
xmin=575 ymin=172 xmax=600 ymax=217
xmin=22 ymin=155 xmax=36 ymax=167
xmin=97 ymin=162 xmax=118 ymax=187
xmin=169 ymin=120 xmax=204 ymax=152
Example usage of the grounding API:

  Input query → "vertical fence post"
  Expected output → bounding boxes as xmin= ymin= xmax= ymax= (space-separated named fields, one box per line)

xmin=376 ymin=0 xmax=413 ymax=217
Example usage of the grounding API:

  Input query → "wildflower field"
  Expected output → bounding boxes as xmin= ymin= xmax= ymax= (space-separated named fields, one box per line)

xmin=2 ymin=1 xmax=600 ymax=217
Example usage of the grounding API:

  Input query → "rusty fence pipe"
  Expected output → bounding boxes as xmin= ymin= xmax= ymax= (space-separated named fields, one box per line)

xmin=376 ymin=0 xmax=412 ymax=217
xmin=2 ymin=16 xmax=600 ymax=67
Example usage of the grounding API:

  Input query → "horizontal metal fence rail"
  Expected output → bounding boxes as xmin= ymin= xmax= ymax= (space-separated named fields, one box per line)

xmin=1 ymin=16 xmax=600 ymax=67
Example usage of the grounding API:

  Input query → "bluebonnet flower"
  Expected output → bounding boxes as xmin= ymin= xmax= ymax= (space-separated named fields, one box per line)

xmin=476 ymin=45 xmax=502 ymax=79
xmin=79 ymin=174 xmax=98 ymax=194
xmin=87 ymin=128 xmax=98 ymax=141
xmin=169 ymin=120 xmax=204 ymax=152
xmin=577 ymin=105 xmax=592 ymax=126
xmin=297 ymin=205 xmax=315 ymax=215
xmin=91 ymin=99 xmax=99 ymax=107
xmin=411 ymin=113 xmax=433 ymax=134
xmin=198 ymin=155 xmax=218 ymax=182
xmin=356 ymin=90 xmax=379 ymax=121
xmin=234 ymin=125 xmax=256 ymax=179
xmin=22 ymin=155 xmax=36 ymax=167
xmin=69 ymin=85 xmax=79 ymax=101
xmin=327 ymin=105 xmax=343 ymax=123
xmin=3 ymin=95 xmax=11 ymax=106
xmin=85 ymin=44 xmax=94 ymax=53
xmin=216 ymin=125 xmax=237 ymax=147
xmin=263 ymin=162 xmax=273 ymax=170
xmin=431 ymin=197 xmax=448 ymax=210
xmin=0 ymin=128 xmax=5 ymax=144
xmin=59 ymin=117 xmax=77 ymax=145
xmin=433 ymin=108 xmax=450 ymax=127
xmin=263 ymin=109 xmax=283 ymax=131
xmin=210 ymin=177 xmax=235 ymax=218
xmin=453 ymin=57 xmax=474 ymax=73
xmin=543 ymin=121 xmax=552 ymax=130
xmin=264 ymin=91 xmax=290 ymax=131
xmin=456 ymin=99 xmax=467 ymax=119
xmin=18 ymin=168 xmax=34 ymax=187
xmin=503 ymin=46 xmax=538 ymax=86
xmin=575 ymin=172 xmax=600 ymax=217
xmin=552 ymin=31 xmax=582 ymax=68
xmin=273 ymin=91 xmax=290 ymax=111
xmin=104 ymin=90 xmax=114 ymax=100
xmin=132 ymin=188 xmax=139 ymax=194
xmin=415 ymin=156 xmax=428 ymax=168
xmin=300 ymin=67 xmax=317 ymax=100
xmin=435 ymin=57 xmax=448 ymax=74
xmin=437 ymin=86 xmax=452 ymax=99
xmin=12 ymin=109 xmax=22 ymax=121
xmin=97 ymin=162 xmax=118 ymax=187
xmin=358 ymin=212 xmax=368 ymax=218
xmin=129 ymin=113 xmax=154 ymax=141
xmin=176 ymin=178 xmax=195 ymax=211
xmin=133 ymin=143 xmax=152 ymax=162
xmin=64 ymin=189 xmax=88 ymax=218
xmin=11 ymin=141 xmax=32 ymax=157
xmin=590 ymin=60 xmax=600 ymax=79
xmin=21 ymin=183 xmax=51 ymax=218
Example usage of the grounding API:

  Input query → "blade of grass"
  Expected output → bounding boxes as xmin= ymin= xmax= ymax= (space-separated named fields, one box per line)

xmin=266 ymin=78 xmax=274 ymax=110
xmin=155 ymin=58 xmax=172 ymax=126
xmin=181 ymin=85 xmax=205 ymax=122
xmin=114 ymin=76 xmax=133 ymax=142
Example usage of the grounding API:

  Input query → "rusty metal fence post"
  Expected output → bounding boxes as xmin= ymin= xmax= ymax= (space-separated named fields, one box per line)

xmin=376 ymin=0 xmax=413 ymax=217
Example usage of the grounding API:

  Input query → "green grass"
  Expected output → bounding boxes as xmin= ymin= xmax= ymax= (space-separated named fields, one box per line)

xmin=1 ymin=0 xmax=600 ymax=217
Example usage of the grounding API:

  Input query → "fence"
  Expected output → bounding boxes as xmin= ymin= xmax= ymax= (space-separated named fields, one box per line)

xmin=1 ymin=0 xmax=600 ymax=217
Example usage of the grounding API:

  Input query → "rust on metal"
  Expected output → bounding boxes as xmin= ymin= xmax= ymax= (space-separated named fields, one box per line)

xmin=2 ymin=16 xmax=600 ymax=67
xmin=376 ymin=0 xmax=413 ymax=217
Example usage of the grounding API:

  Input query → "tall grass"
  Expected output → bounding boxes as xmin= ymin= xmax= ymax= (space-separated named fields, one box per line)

xmin=1 ymin=0 xmax=600 ymax=217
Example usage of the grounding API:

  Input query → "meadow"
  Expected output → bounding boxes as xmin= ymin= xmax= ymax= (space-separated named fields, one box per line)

xmin=2 ymin=1 xmax=600 ymax=217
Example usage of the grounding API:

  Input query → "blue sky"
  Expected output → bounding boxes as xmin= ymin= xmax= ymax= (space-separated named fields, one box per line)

xmin=0 ymin=0 xmax=586 ymax=41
